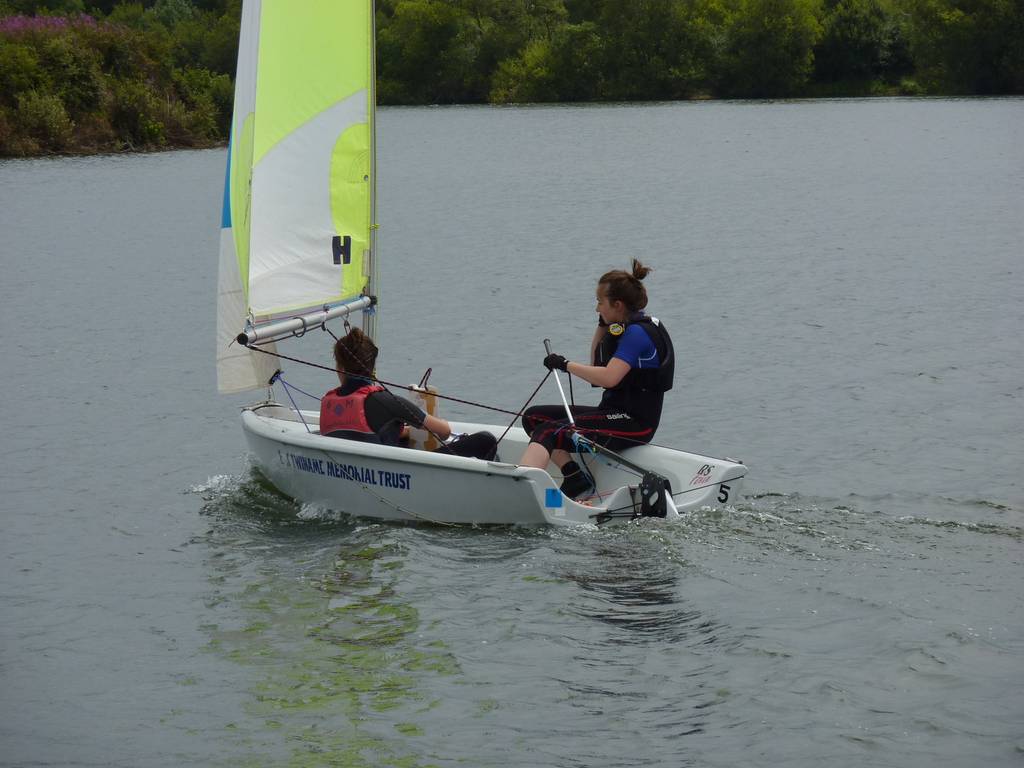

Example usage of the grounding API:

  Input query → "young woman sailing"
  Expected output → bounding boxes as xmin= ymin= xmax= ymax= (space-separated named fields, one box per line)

xmin=519 ymin=259 xmax=675 ymax=499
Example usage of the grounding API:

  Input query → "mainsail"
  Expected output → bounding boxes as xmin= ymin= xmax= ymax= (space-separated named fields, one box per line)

xmin=217 ymin=0 xmax=377 ymax=394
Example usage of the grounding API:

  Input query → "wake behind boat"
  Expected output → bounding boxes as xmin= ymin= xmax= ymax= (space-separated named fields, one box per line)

xmin=216 ymin=0 xmax=747 ymax=526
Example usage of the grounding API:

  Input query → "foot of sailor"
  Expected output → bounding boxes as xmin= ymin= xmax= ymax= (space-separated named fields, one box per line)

xmin=559 ymin=460 xmax=594 ymax=499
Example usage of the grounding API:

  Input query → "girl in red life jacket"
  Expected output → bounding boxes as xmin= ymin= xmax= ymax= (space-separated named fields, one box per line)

xmin=518 ymin=259 xmax=675 ymax=499
xmin=320 ymin=327 xmax=498 ymax=461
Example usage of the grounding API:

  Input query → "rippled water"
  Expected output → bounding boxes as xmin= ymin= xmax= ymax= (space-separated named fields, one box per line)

xmin=1 ymin=98 xmax=1022 ymax=767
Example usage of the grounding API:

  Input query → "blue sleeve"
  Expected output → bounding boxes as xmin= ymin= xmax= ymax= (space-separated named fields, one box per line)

xmin=612 ymin=325 xmax=659 ymax=369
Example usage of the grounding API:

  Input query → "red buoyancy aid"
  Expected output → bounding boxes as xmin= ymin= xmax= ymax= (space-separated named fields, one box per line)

xmin=320 ymin=384 xmax=386 ymax=436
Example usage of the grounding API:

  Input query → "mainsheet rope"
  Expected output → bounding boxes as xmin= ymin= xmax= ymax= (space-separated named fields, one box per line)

xmin=247 ymin=342 xmax=523 ymax=417
xmin=248 ymin=340 xmax=558 ymax=451
xmin=496 ymin=370 xmax=551 ymax=446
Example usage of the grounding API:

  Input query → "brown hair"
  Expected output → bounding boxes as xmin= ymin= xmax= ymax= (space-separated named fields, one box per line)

xmin=598 ymin=258 xmax=652 ymax=312
xmin=333 ymin=327 xmax=378 ymax=379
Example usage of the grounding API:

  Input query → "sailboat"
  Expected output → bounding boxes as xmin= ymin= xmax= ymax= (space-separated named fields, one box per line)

xmin=216 ymin=0 xmax=747 ymax=526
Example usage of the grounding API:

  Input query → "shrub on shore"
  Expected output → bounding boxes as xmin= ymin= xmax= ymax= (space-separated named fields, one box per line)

xmin=0 ymin=7 xmax=236 ymax=156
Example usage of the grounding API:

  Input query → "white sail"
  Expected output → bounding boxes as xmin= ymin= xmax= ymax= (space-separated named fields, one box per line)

xmin=216 ymin=0 xmax=376 ymax=394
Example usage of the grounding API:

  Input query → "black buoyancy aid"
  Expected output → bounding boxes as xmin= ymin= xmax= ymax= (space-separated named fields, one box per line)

xmin=320 ymin=384 xmax=386 ymax=437
xmin=592 ymin=315 xmax=675 ymax=393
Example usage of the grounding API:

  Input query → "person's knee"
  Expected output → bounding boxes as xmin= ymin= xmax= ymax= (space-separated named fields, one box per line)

xmin=522 ymin=411 xmax=543 ymax=433
xmin=522 ymin=406 xmax=557 ymax=434
xmin=533 ymin=434 xmax=558 ymax=456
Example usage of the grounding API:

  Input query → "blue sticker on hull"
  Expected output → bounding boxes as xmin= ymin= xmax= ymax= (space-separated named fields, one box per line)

xmin=545 ymin=488 xmax=563 ymax=508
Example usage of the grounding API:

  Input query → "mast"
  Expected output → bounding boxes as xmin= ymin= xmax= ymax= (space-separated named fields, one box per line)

xmin=363 ymin=0 xmax=379 ymax=343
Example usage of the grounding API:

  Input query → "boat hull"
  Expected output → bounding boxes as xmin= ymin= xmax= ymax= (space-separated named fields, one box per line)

xmin=241 ymin=404 xmax=746 ymax=526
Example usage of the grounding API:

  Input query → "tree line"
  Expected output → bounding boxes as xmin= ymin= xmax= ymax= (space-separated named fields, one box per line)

xmin=1 ymin=0 xmax=1021 ymax=156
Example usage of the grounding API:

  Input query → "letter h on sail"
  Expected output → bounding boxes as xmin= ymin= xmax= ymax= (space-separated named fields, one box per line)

xmin=332 ymin=235 xmax=352 ymax=264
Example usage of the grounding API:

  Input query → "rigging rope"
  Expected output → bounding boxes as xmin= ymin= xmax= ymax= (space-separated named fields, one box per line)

xmin=273 ymin=377 xmax=324 ymax=403
xmin=495 ymin=370 xmax=550 ymax=447
xmin=252 ymin=333 xmax=541 ymax=452
xmin=272 ymin=372 xmax=313 ymax=433
xmin=246 ymin=342 xmax=523 ymax=417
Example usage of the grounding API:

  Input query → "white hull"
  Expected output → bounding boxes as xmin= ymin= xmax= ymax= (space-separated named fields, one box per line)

xmin=241 ymin=404 xmax=747 ymax=527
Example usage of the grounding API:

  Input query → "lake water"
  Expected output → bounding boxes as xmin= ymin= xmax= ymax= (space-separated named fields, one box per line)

xmin=1 ymin=98 xmax=1021 ymax=767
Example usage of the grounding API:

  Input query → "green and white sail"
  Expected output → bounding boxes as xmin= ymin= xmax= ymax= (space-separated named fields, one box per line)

xmin=217 ymin=0 xmax=376 ymax=394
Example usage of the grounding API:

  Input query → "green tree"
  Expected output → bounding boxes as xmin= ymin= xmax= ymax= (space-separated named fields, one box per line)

xmin=172 ymin=63 xmax=231 ymax=136
xmin=814 ymin=0 xmax=887 ymax=84
xmin=720 ymin=0 xmax=824 ymax=96
xmin=194 ymin=6 xmax=240 ymax=76
xmin=564 ymin=0 xmax=603 ymax=23
xmin=109 ymin=75 xmax=165 ymax=146
xmin=592 ymin=0 xmax=717 ymax=99
xmin=0 ymin=42 xmax=49 ymax=107
xmin=377 ymin=0 xmax=478 ymax=103
xmin=545 ymin=20 xmax=604 ymax=99
xmin=490 ymin=36 xmax=559 ymax=102
xmin=455 ymin=0 xmax=568 ymax=98
xmin=105 ymin=2 xmax=148 ymax=28
xmin=490 ymin=21 xmax=603 ymax=102
xmin=149 ymin=0 xmax=196 ymax=27
xmin=908 ymin=0 xmax=1024 ymax=93
xmin=38 ymin=34 xmax=104 ymax=114
xmin=16 ymin=89 xmax=73 ymax=150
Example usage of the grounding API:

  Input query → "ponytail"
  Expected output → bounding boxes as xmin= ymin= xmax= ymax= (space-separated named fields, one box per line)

xmin=598 ymin=258 xmax=651 ymax=312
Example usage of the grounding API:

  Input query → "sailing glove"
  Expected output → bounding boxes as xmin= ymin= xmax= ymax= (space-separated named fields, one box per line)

xmin=544 ymin=353 xmax=569 ymax=372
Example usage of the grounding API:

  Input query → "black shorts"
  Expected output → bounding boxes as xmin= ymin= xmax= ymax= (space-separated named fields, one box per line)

xmin=522 ymin=405 xmax=655 ymax=454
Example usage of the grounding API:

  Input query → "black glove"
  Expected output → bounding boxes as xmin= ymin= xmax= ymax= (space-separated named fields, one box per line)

xmin=543 ymin=353 xmax=568 ymax=372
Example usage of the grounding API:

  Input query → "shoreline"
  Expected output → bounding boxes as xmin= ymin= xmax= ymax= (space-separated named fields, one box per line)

xmin=6 ymin=93 xmax=1022 ymax=161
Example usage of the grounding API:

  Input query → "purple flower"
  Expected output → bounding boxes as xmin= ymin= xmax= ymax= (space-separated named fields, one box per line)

xmin=0 ymin=13 xmax=99 ymax=37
